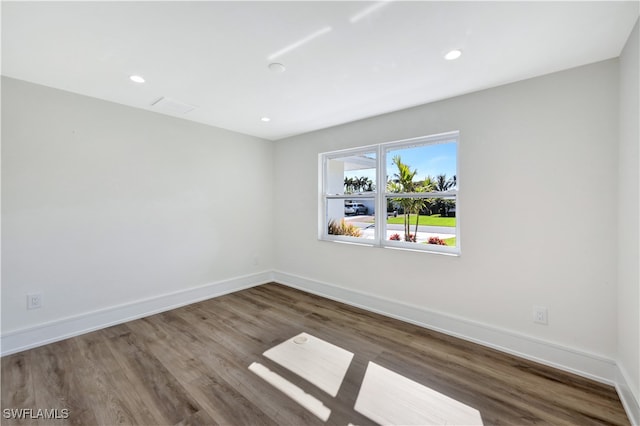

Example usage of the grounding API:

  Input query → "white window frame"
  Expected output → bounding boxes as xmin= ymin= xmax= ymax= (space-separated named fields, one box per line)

xmin=319 ymin=131 xmax=460 ymax=255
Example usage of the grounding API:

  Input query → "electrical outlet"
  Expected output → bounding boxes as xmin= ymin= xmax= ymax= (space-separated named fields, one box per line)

xmin=533 ymin=305 xmax=548 ymax=325
xmin=27 ymin=293 xmax=42 ymax=310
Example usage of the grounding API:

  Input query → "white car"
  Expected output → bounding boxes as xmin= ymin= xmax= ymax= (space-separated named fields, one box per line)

xmin=345 ymin=203 xmax=368 ymax=215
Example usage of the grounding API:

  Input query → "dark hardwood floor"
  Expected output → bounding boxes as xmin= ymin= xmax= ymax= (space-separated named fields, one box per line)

xmin=1 ymin=283 xmax=630 ymax=425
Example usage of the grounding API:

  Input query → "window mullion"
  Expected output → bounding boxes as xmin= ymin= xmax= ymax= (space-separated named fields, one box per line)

xmin=377 ymin=144 xmax=386 ymax=246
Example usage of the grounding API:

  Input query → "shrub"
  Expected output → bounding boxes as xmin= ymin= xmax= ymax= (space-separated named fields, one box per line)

xmin=427 ymin=236 xmax=448 ymax=245
xmin=328 ymin=219 xmax=362 ymax=237
xmin=405 ymin=233 xmax=416 ymax=242
xmin=389 ymin=233 xmax=401 ymax=240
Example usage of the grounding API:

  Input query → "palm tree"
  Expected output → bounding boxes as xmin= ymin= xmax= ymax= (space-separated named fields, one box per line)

xmin=435 ymin=174 xmax=453 ymax=192
xmin=434 ymin=174 xmax=457 ymax=216
xmin=344 ymin=177 xmax=355 ymax=193
xmin=410 ymin=188 xmax=427 ymax=241
xmin=390 ymin=156 xmax=419 ymax=241
xmin=414 ymin=176 xmax=435 ymax=215
xmin=420 ymin=176 xmax=436 ymax=190
xmin=358 ymin=176 xmax=370 ymax=192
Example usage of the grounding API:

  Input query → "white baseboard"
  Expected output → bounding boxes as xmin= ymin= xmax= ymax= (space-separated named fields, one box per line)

xmin=0 ymin=271 xmax=273 ymax=356
xmin=272 ymin=270 xmax=617 ymax=385
xmin=617 ymin=364 xmax=640 ymax=425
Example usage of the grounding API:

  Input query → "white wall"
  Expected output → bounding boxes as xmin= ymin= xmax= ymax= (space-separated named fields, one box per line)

xmin=1 ymin=77 xmax=274 ymax=334
xmin=274 ymin=60 xmax=619 ymax=360
xmin=618 ymin=19 xmax=640 ymax=412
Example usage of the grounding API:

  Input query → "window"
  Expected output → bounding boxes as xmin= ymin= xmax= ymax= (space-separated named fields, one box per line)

xmin=319 ymin=131 xmax=459 ymax=255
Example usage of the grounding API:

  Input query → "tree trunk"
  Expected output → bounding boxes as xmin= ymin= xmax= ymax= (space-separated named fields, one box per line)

xmin=404 ymin=212 xmax=410 ymax=241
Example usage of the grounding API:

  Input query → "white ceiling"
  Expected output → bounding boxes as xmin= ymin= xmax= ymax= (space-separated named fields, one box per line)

xmin=2 ymin=1 xmax=638 ymax=141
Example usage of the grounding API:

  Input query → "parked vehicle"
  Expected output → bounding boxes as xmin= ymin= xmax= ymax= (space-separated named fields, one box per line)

xmin=345 ymin=202 xmax=368 ymax=215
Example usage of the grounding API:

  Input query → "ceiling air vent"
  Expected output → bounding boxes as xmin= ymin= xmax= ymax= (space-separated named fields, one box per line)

xmin=151 ymin=97 xmax=197 ymax=115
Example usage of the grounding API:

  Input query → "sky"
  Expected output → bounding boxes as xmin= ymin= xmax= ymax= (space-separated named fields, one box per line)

xmin=344 ymin=141 xmax=457 ymax=187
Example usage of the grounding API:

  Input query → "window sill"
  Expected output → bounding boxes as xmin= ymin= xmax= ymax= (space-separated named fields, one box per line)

xmin=319 ymin=237 xmax=460 ymax=256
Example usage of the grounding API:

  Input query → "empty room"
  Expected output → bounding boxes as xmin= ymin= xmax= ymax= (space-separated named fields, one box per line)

xmin=1 ymin=1 xmax=639 ymax=425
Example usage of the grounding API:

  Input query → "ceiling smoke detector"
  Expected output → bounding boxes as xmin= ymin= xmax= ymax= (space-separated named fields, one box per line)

xmin=268 ymin=63 xmax=286 ymax=73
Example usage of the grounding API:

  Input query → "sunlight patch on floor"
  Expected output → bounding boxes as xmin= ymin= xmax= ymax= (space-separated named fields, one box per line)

xmin=250 ymin=332 xmax=483 ymax=424
xmin=355 ymin=362 xmax=483 ymax=425
xmin=248 ymin=362 xmax=331 ymax=421
xmin=263 ymin=332 xmax=354 ymax=397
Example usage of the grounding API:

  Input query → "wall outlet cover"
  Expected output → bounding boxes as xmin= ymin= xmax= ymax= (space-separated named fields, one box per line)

xmin=27 ymin=293 xmax=42 ymax=310
xmin=533 ymin=305 xmax=548 ymax=325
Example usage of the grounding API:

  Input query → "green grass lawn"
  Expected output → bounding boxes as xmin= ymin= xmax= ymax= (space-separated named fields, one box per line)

xmin=388 ymin=214 xmax=456 ymax=227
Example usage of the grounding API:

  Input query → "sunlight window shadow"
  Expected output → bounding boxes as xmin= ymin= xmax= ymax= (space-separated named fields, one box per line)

xmin=263 ymin=332 xmax=354 ymax=397
xmin=249 ymin=333 xmax=482 ymax=425
xmin=354 ymin=362 xmax=483 ymax=425
xmin=248 ymin=362 xmax=331 ymax=421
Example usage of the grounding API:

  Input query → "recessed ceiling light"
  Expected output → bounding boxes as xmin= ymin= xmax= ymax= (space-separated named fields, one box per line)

xmin=444 ymin=50 xmax=462 ymax=61
xmin=129 ymin=75 xmax=145 ymax=83
xmin=268 ymin=63 xmax=286 ymax=73
xmin=261 ymin=117 xmax=271 ymax=122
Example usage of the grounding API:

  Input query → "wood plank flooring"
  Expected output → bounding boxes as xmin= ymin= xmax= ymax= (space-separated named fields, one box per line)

xmin=1 ymin=283 xmax=630 ymax=425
